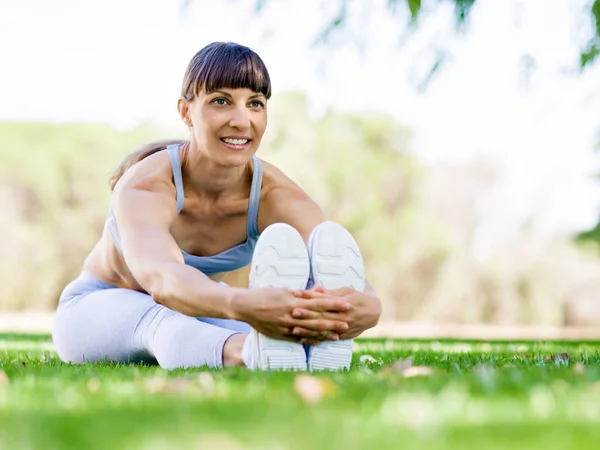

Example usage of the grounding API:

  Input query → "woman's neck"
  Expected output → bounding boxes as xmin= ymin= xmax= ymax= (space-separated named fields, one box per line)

xmin=181 ymin=142 xmax=251 ymax=200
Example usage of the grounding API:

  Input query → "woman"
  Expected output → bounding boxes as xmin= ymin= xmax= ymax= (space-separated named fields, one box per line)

xmin=52 ymin=42 xmax=382 ymax=371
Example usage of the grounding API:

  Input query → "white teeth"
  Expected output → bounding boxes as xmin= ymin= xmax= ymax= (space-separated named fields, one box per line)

xmin=222 ymin=138 xmax=249 ymax=145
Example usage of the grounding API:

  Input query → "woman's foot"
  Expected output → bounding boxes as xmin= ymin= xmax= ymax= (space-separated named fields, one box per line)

xmin=307 ymin=221 xmax=365 ymax=371
xmin=222 ymin=333 xmax=247 ymax=367
xmin=245 ymin=223 xmax=310 ymax=371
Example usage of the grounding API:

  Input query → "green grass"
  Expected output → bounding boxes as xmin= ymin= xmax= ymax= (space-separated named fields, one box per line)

xmin=2 ymin=335 xmax=600 ymax=449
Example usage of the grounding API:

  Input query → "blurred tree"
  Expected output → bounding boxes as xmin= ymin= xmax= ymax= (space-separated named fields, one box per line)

xmin=184 ymin=0 xmax=600 ymax=79
xmin=228 ymin=0 xmax=600 ymax=246
xmin=309 ymin=0 xmax=600 ymax=68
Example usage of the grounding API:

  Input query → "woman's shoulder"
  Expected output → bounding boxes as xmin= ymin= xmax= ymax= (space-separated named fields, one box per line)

xmin=258 ymin=158 xmax=305 ymax=199
xmin=257 ymin=158 xmax=326 ymax=234
xmin=113 ymin=149 xmax=173 ymax=193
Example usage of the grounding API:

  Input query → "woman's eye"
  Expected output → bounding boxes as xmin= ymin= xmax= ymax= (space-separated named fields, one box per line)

xmin=250 ymin=101 xmax=264 ymax=108
xmin=213 ymin=98 xmax=227 ymax=105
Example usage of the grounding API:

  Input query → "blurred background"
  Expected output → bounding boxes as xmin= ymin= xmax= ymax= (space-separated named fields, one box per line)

xmin=1 ymin=0 xmax=600 ymax=331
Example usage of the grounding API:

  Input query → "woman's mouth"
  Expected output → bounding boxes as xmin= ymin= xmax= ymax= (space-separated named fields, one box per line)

xmin=220 ymin=137 xmax=251 ymax=151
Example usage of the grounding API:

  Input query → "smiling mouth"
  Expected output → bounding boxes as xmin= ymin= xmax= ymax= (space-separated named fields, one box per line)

xmin=220 ymin=137 xmax=251 ymax=146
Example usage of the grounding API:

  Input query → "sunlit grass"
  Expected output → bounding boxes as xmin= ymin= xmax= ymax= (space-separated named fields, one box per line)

xmin=1 ymin=335 xmax=600 ymax=449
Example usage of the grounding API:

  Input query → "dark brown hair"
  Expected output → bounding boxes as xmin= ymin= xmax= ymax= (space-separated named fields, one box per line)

xmin=109 ymin=139 xmax=188 ymax=190
xmin=109 ymin=42 xmax=271 ymax=190
xmin=181 ymin=41 xmax=271 ymax=101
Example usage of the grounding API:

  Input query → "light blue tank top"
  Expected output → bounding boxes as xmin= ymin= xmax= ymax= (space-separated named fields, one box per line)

xmin=107 ymin=144 xmax=263 ymax=276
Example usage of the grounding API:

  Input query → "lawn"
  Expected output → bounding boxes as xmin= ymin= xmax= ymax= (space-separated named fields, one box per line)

xmin=1 ymin=334 xmax=600 ymax=450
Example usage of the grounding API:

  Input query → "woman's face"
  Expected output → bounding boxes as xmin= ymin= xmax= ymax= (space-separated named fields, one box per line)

xmin=178 ymin=87 xmax=268 ymax=166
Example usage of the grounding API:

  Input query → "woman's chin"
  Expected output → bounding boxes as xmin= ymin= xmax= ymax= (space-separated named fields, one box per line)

xmin=217 ymin=148 xmax=255 ymax=166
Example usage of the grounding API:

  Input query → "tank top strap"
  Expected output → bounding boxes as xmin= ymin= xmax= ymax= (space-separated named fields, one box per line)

xmin=167 ymin=144 xmax=184 ymax=214
xmin=246 ymin=156 xmax=263 ymax=237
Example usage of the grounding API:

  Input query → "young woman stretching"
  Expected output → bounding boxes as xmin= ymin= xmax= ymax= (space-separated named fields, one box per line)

xmin=52 ymin=42 xmax=382 ymax=371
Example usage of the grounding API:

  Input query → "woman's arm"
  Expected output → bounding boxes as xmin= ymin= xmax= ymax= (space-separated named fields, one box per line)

xmin=113 ymin=153 xmax=243 ymax=319
xmin=113 ymin=154 xmax=351 ymax=340
xmin=260 ymin=175 xmax=382 ymax=339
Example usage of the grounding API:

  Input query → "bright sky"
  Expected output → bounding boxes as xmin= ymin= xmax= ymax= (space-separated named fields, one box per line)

xmin=1 ymin=0 xmax=599 ymax=256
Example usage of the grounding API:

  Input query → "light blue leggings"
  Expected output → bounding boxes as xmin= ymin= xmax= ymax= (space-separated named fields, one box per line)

xmin=52 ymin=271 xmax=251 ymax=369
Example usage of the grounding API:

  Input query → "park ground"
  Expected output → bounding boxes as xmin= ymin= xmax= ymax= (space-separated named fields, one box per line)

xmin=2 ymin=334 xmax=600 ymax=449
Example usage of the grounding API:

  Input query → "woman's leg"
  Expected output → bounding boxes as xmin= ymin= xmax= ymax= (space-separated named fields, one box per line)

xmin=53 ymin=272 xmax=241 ymax=370
xmin=306 ymin=221 xmax=365 ymax=371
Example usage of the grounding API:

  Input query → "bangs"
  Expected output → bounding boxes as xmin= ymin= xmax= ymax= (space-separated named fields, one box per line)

xmin=183 ymin=43 xmax=271 ymax=100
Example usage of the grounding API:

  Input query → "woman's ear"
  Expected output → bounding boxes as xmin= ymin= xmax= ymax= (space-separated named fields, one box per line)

xmin=177 ymin=97 xmax=193 ymax=128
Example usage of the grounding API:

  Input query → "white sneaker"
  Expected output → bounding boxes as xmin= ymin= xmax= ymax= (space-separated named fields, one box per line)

xmin=246 ymin=223 xmax=310 ymax=371
xmin=307 ymin=221 xmax=365 ymax=372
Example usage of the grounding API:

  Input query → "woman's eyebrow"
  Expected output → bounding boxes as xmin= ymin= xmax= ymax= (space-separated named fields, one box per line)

xmin=212 ymin=90 xmax=233 ymax=98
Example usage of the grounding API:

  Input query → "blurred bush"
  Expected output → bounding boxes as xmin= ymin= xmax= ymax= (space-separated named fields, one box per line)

xmin=1 ymin=92 xmax=600 ymax=326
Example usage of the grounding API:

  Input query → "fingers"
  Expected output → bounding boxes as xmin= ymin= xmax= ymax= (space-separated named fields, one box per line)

xmin=292 ymin=308 xmax=348 ymax=323
xmin=290 ymin=318 xmax=348 ymax=333
xmin=294 ymin=286 xmax=355 ymax=299
xmin=292 ymin=289 xmax=326 ymax=299
xmin=298 ymin=298 xmax=350 ymax=313
xmin=323 ymin=286 xmax=355 ymax=296
xmin=292 ymin=327 xmax=340 ymax=341
xmin=291 ymin=308 xmax=320 ymax=320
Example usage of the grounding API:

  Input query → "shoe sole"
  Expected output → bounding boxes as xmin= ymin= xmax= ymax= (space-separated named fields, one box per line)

xmin=308 ymin=221 xmax=365 ymax=372
xmin=249 ymin=223 xmax=309 ymax=371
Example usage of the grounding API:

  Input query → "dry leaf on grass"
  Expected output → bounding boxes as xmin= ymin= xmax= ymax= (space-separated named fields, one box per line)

xmin=87 ymin=378 xmax=101 ymax=392
xmin=196 ymin=373 xmax=215 ymax=394
xmin=0 ymin=370 xmax=9 ymax=387
xmin=143 ymin=377 xmax=167 ymax=393
xmin=163 ymin=378 xmax=190 ymax=393
xmin=573 ymin=362 xmax=585 ymax=374
xmin=380 ymin=358 xmax=435 ymax=378
xmin=402 ymin=366 xmax=434 ymax=378
xmin=382 ymin=358 xmax=414 ymax=373
xmin=293 ymin=374 xmax=335 ymax=404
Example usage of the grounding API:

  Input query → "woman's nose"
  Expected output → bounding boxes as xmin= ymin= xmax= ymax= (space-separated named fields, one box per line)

xmin=229 ymin=106 xmax=250 ymax=129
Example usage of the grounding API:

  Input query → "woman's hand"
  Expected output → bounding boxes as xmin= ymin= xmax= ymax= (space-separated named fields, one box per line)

xmin=232 ymin=287 xmax=351 ymax=341
xmin=290 ymin=286 xmax=381 ymax=342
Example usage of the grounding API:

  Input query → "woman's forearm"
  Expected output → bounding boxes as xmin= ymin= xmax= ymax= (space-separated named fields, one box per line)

xmin=145 ymin=262 xmax=249 ymax=319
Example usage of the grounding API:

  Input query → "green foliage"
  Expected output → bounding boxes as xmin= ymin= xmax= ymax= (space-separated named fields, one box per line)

xmin=580 ymin=0 xmax=600 ymax=67
xmin=0 ymin=122 xmax=167 ymax=309
xmin=1 ymin=94 xmax=597 ymax=327
xmin=242 ymin=0 xmax=600 ymax=69
xmin=3 ymin=335 xmax=600 ymax=449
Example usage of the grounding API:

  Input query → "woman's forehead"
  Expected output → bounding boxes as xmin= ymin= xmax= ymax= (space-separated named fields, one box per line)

xmin=201 ymin=87 xmax=266 ymax=97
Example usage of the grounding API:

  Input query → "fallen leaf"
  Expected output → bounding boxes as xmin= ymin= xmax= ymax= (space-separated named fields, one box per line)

xmin=402 ymin=366 xmax=434 ymax=378
xmin=381 ymin=358 xmax=414 ymax=374
xmin=196 ymin=373 xmax=215 ymax=394
xmin=164 ymin=378 xmax=190 ymax=393
xmin=380 ymin=358 xmax=434 ymax=378
xmin=144 ymin=377 xmax=167 ymax=393
xmin=293 ymin=374 xmax=335 ymax=404
xmin=87 ymin=378 xmax=101 ymax=392
xmin=0 ymin=370 xmax=9 ymax=387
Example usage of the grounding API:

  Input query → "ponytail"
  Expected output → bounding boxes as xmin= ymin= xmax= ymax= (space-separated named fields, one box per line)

xmin=109 ymin=139 xmax=188 ymax=190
